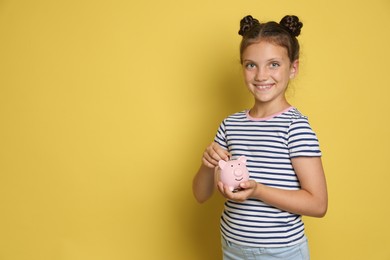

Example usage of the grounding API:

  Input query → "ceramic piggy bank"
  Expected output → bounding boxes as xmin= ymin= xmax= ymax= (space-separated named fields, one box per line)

xmin=218 ymin=156 xmax=249 ymax=191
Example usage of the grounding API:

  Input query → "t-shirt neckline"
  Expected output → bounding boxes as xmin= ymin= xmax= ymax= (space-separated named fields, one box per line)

xmin=246 ymin=106 xmax=294 ymax=121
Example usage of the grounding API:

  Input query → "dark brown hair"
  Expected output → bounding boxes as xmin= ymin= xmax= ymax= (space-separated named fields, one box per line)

xmin=238 ymin=15 xmax=303 ymax=63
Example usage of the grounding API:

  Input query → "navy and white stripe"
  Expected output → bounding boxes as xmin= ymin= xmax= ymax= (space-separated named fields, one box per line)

xmin=214 ymin=107 xmax=321 ymax=247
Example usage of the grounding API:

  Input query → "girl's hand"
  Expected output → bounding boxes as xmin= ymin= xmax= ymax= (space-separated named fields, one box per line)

xmin=217 ymin=180 xmax=258 ymax=202
xmin=202 ymin=142 xmax=230 ymax=168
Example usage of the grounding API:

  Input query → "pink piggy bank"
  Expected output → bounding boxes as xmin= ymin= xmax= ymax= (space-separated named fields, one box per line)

xmin=218 ymin=156 xmax=249 ymax=191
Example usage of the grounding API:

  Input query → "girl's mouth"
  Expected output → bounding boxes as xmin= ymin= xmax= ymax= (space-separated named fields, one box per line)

xmin=255 ymin=83 xmax=274 ymax=90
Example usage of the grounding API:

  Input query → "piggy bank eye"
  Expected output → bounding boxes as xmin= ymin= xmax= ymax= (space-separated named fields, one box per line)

xmin=230 ymin=165 xmax=233 ymax=167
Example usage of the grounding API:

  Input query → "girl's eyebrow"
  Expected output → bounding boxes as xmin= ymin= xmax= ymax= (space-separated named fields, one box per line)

xmin=242 ymin=59 xmax=256 ymax=63
xmin=266 ymin=57 xmax=283 ymax=62
xmin=242 ymin=58 xmax=283 ymax=63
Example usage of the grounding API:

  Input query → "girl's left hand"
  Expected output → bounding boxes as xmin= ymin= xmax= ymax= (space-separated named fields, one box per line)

xmin=217 ymin=180 xmax=258 ymax=202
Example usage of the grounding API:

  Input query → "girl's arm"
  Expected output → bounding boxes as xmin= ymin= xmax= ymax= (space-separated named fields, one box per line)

xmin=192 ymin=142 xmax=230 ymax=203
xmin=192 ymin=164 xmax=215 ymax=203
xmin=218 ymin=156 xmax=328 ymax=217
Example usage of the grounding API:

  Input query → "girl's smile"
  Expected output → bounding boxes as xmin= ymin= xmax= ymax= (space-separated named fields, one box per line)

xmin=254 ymin=83 xmax=274 ymax=91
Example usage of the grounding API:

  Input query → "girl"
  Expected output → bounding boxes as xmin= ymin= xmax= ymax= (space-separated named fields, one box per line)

xmin=192 ymin=15 xmax=328 ymax=260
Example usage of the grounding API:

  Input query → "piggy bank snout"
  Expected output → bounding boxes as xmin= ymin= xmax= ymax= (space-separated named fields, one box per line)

xmin=233 ymin=168 xmax=244 ymax=177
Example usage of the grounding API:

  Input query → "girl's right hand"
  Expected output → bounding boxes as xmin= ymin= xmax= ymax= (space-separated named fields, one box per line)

xmin=202 ymin=142 xmax=231 ymax=168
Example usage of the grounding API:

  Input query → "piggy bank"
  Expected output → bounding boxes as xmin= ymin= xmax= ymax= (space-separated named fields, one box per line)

xmin=218 ymin=156 xmax=249 ymax=191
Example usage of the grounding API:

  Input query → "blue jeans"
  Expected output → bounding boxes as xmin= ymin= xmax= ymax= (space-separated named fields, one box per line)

xmin=221 ymin=236 xmax=310 ymax=260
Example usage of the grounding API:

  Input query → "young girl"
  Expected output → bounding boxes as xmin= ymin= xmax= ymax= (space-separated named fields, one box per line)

xmin=193 ymin=15 xmax=328 ymax=260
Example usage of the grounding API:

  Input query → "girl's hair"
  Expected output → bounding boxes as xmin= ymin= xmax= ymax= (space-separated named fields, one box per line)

xmin=238 ymin=15 xmax=303 ymax=63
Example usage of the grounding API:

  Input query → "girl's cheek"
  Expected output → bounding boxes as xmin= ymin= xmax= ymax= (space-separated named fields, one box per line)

xmin=244 ymin=71 xmax=254 ymax=79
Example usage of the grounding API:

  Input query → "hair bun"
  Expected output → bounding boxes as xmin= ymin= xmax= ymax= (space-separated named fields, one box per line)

xmin=238 ymin=15 xmax=260 ymax=36
xmin=279 ymin=15 xmax=303 ymax=37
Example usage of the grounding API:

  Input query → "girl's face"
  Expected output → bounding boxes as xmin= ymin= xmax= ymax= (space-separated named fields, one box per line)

xmin=242 ymin=40 xmax=298 ymax=106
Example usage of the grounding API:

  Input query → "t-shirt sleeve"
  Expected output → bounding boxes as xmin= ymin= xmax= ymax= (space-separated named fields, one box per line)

xmin=214 ymin=120 xmax=228 ymax=150
xmin=288 ymin=117 xmax=322 ymax=158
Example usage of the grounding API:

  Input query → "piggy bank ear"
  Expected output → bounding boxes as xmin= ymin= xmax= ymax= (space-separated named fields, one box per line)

xmin=218 ymin=160 xmax=227 ymax=169
xmin=238 ymin=156 xmax=247 ymax=164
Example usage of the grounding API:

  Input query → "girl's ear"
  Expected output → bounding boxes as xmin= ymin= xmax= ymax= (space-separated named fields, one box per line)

xmin=289 ymin=59 xmax=299 ymax=79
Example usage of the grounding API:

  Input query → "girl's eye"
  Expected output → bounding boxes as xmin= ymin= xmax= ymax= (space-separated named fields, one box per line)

xmin=270 ymin=62 xmax=280 ymax=68
xmin=245 ymin=63 xmax=256 ymax=69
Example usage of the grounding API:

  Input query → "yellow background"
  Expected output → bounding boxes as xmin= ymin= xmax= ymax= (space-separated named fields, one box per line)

xmin=1 ymin=0 xmax=389 ymax=259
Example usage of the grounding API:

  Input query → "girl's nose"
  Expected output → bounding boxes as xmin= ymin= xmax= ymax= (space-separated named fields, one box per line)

xmin=255 ymin=68 xmax=267 ymax=81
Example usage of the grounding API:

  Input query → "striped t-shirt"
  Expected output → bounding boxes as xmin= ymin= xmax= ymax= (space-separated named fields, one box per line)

xmin=214 ymin=107 xmax=321 ymax=247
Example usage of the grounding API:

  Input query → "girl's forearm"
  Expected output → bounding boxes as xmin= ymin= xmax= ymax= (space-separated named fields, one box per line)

xmin=253 ymin=183 xmax=327 ymax=217
xmin=192 ymin=165 xmax=215 ymax=203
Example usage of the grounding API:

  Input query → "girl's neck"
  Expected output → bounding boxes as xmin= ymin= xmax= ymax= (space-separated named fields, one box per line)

xmin=249 ymin=99 xmax=291 ymax=119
